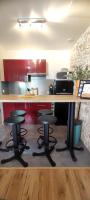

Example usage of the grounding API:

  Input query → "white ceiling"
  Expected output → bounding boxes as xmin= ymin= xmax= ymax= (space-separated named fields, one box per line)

xmin=0 ymin=0 xmax=90 ymax=50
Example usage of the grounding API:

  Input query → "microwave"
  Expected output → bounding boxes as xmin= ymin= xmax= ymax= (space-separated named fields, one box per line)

xmin=53 ymin=80 xmax=74 ymax=95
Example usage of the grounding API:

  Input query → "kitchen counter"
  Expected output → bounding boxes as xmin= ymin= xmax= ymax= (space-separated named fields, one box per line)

xmin=0 ymin=94 xmax=90 ymax=102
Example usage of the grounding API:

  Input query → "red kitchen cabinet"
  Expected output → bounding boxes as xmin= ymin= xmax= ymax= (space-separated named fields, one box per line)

xmin=3 ymin=103 xmax=27 ymax=119
xmin=26 ymin=59 xmax=46 ymax=74
xmin=3 ymin=103 xmax=51 ymax=124
xmin=3 ymin=60 xmax=28 ymax=81
xmin=36 ymin=59 xmax=46 ymax=73
xmin=3 ymin=59 xmax=46 ymax=81
xmin=26 ymin=60 xmax=36 ymax=73
xmin=28 ymin=103 xmax=51 ymax=124
xmin=31 ymin=103 xmax=51 ymax=110
xmin=3 ymin=103 xmax=16 ymax=119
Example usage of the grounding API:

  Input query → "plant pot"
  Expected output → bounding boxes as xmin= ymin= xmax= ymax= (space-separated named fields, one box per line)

xmin=74 ymin=80 xmax=80 ymax=96
xmin=74 ymin=119 xmax=82 ymax=145
xmin=67 ymin=119 xmax=82 ymax=145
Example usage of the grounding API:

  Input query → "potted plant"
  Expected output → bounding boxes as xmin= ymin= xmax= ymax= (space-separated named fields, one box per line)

xmin=67 ymin=65 xmax=90 ymax=145
xmin=68 ymin=65 xmax=90 ymax=96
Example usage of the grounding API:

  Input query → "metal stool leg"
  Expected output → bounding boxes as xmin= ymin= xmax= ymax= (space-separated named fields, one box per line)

xmin=33 ymin=122 xmax=56 ymax=167
xmin=1 ymin=124 xmax=28 ymax=167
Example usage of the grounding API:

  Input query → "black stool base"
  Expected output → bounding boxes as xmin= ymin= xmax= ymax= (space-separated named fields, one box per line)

xmin=0 ymin=141 xmax=9 ymax=152
xmin=7 ymin=144 xmax=30 ymax=151
xmin=37 ymin=135 xmax=57 ymax=149
xmin=33 ymin=146 xmax=56 ymax=167
xmin=56 ymin=142 xmax=84 ymax=162
xmin=6 ymin=137 xmax=30 ymax=151
xmin=1 ymin=155 xmax=28 ymax=167
xmin=0 ymin=148 xmax=9 ymax=152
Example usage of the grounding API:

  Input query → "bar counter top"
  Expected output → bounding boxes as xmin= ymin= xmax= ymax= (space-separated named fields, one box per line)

xmin=0 ymin=94 xmax=90 ymax=102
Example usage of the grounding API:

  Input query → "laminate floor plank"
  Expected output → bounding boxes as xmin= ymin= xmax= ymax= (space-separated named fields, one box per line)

xmin=0 ymin=168 xmax=90 ymax=200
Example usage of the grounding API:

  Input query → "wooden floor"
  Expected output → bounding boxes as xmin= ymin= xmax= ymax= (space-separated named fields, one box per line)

xmin=0 ymin=168 xmax=90 ymax=200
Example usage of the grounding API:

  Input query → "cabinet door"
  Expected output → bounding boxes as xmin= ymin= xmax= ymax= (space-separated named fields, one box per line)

xmin=36 ymin=59 xmax=46 ymax=73
xmin=29 ymin=103 xmax=51 ymax=124
xmin=3 ymin=103 xmax=16 ymax=119
xmin=3 ymin=60 xmax=28 ymax=81
xmin=26 ymin=60 xmax=36 ymax=73
xmin=27 ymin=60 xmax=46 ymax=74
xmin=3 ymin=60 xmax=16 ymax=81
xmin=34 ymin=103 xmax=51 ymax=110
xmin=16 ymin=60 xmax=28 ymax=81
xmin=3 ymin=102 xmax=28 ymax=120
xmin=3 ymin=102 xmax=51 ymax=123
xmin=14 ymin=103 xmax=26 ymax=111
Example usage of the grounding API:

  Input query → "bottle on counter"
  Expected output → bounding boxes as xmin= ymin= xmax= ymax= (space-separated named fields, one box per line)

xmin=49 ymin=84 xmax=54 ymax=95
xmin=26 ymin=88 xmax=30 ymax=95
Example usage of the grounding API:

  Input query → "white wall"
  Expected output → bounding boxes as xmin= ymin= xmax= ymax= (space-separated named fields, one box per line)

xmin=0 ymin=60 xmax=4 ymax=81
xmin=0 ymin=48 xmax=71 ymax=80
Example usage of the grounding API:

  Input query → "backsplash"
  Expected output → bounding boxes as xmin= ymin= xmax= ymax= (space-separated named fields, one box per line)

xmin=1 ymin=78 xmax=53 ymax=95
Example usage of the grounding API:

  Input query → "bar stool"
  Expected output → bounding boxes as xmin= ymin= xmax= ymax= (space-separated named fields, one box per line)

xmin=1 ymin=116 xmax=28 ymax=167
xmin=37 ymin=109 xmax=57 ymax=149
xmin=33 ymin=115 xmax=57 ymax=167
xmin=10 ymin=110 xmax=27 ymax=136
xmin=6 ymin=110 xmax=29 ymax=150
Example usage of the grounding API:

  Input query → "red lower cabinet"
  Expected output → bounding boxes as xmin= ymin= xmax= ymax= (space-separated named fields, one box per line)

xmin=3 ymin=103 xmax=15 ymax=119
xmin=3 ymin=103 xmax=51 ymax=124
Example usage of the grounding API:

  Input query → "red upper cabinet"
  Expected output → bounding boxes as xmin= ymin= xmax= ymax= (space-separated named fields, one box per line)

xmin=36 ymin=59 xmax=46 ymax=73
xmin=3 ymin=59 xmax=46 ymax=81
xmin=3 ymin=60 xmax=28 ymax=81
xmin=27 ymin=59 xmax=46 ymax=74
xmin=26 ymin=60 xmax=36 ymax=73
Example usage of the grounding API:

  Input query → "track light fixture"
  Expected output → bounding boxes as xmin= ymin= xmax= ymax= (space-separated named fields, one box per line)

xmin=17 ymin=17 xmax=47 ymax=27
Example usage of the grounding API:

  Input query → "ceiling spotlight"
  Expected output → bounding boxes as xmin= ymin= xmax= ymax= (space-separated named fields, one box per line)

xmin=17 ymin=17 xmax=47 ymax=26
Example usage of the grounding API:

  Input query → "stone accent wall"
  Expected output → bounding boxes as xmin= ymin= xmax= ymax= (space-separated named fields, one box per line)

xmin=71 ymin=26 xmax=90 ymax=151
xmin=71 ymin=26 xmax=90 ymax=68
xmin=80 ymin=103 xmax=90 ymax=151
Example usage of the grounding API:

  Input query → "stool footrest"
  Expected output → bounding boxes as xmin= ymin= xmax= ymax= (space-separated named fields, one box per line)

xmin=37 ymin=126 xmax=53 ymax=135
xmin=10 ymin=128 xmax=27 ymax=137
xmin=37 ymin=135 xmax=57 ymax=149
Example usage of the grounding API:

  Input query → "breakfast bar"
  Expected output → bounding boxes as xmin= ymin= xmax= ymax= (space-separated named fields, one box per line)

xmin=0 ymin=94 xmax=89 ymax=164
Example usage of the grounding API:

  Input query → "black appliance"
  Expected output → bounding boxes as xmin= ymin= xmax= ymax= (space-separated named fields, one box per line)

xmin=54 ymin=80 xmax=74 ymax=125
xmin=53 ymin=80 xmax=74 ymax=95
